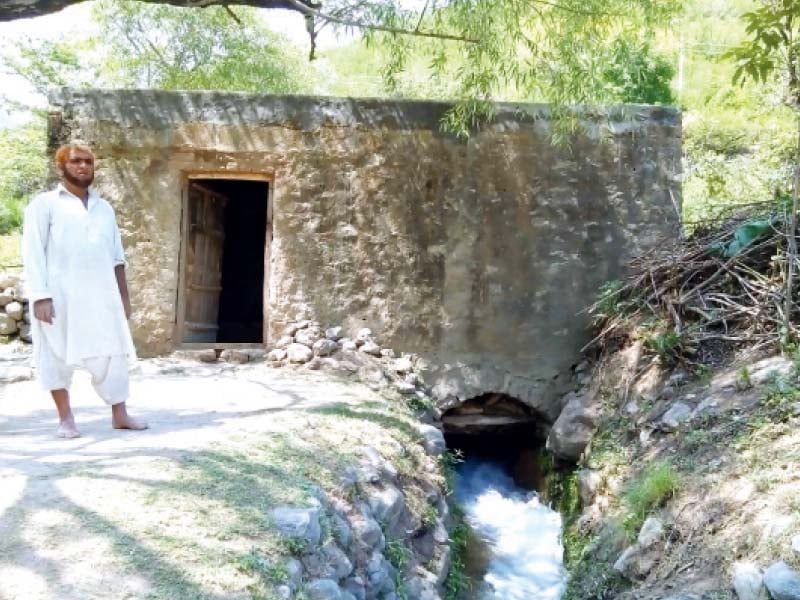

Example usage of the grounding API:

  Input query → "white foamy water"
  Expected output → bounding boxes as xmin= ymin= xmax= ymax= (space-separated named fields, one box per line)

xmin=455 ymin=458 xmax=567 ymax=600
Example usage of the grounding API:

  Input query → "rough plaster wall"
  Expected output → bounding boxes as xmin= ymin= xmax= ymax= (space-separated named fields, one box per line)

xmin=47 ymin=90 xmax=681 ymax=417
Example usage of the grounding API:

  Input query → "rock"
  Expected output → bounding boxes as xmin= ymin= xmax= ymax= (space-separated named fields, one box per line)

xmin=613 ymin=545 xmax=638 ymax=575
xmin=269 ymin=506 xmax=321 ymax=548
xmin=764 ymin=562 xmax=800 ymax=600
xmin=749 ymin=356 xmax=794 ymax=386
xmin=302 ymin=542 xmax=353 ymax=580
xmin=0 ymin=365 xmax=34 ymax=383
xmin=286 ymin=558 xmax=304 ymax=591
xmin=276 ymin=584 xmax=291 ymax=600
xmin=366 ymin=552 xmax=392 ymax=592
xmin=325 ymin=326 xmax=343 ymax=341
xmin=405 ymin=570 xmax=442 ymax=600
xmin=0 ymin=292 xmax=13 ymax=307
xmin=287 ymin=343 xmax=314 ymax=363
xmin=268 ymin=348 xmax=287 ymax=362
xmin=395 ymin=381 xmax=416 ymax=395
xmin=637 ymin=517 xmax=664 ymax=548
xmin=5 ymin=301 xmax=23 ymax=320
xmin=304 ymin=579 xmax=342 ymax=600
xmin=22 ymin=308 xmax=30 ymax=324
xmin=285 ymin=320 xmax=311 ymax=337
xmin=368 ymin=485 xmax=405 ymax=530
xmin=352 ymin=515 xmax=384 ymax=550
xmin=340 ymin=593 xmax=356 ymax=600
xmin=296 ymin=327 xmax=323 ymax=347
xmin=660 ymin=402 xmax=692 ymax=432
xmin=219 ymin=349 xmax=250 ymax=364
xmin=418 ymin=424 xmax=446 ymax=456
xmin=18 ymin=323 xmax=31 ymax=343
xmin=577 ymin=469 xmax=602 ymax=507
xmin=313 ymin=338 xmax=339 ymax=357
xmin=357 ymin=365 xmax=388 ymax=389
xmin=330 ymin=513 xmax=353 ymax=548
xmin=613 ymin=542 xmax=659 ymax=579
xmin=341 ymin=339 xmax=357 ymax=351
xmin=733 ymin=561 xmax=767 ymax=600
xmin=342 ymin=576 xmax=366 ymax=600
xmin=545 ymin=396 xmax=599 ymax=461
xmin=380 ymin=348 xmax=395 ymax=358
xmin=275 ymin=335 xmax=294 ymax=349
xmin=393 ymin=357 xmax=414 ymax=374
xmin=355 ymin=328 xmax=372 ymax=345
xmin=359 ymin=341 xmax=381 ymax=357
xmin=0 ymin=314 xmax=18 ymax=335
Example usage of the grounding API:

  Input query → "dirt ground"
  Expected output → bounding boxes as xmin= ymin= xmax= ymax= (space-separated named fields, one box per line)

xmin=0 ymin=347 xmax=394 ymax=600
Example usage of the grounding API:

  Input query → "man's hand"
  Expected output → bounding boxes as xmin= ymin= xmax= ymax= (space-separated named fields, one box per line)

xmin=33 ymin=299 xmax=55 ymax=324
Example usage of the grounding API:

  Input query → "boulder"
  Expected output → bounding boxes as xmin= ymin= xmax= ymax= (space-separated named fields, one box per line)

xmin=380 ymin=348 xmax=395 ymax=358
xmin=18 ymin=323 xmax=31 ymax=343
xmin=267 ymin=348 xmax=287 ymax=362
xmin=0 ymin=314 xmax=18 ymax=335
xmin=0 ymin=272 xmax=19 ymax=290
xmin=287 ymin=343 xmax=314 ymax=363
xmin=302 ymin=542 xmax=353 ymax=580
xmin=285 ymin=320 xmax=310 ymax=337
xmin=304 ymin=579 xmax=342 ymax=600
xmin=5 ymin=301 xmax=23 ymax=320
xmin=341 ymin=339 xmax=357 ymax=351
xmin=359 ymin=341 xmax=382 ymax=357
xmin=418 ymin=424 xmax=446 ymax=456
xmin=325 ymin=326 xmax=343 ymax=341
xmin=269 ymin=506 xmax=321 ymax=548
xmin=274 ymin=335 xmax=294 ymax=349
xmin=764 ymin=562 xmax=800 ymax=600
xmin=393 ymin=357 xmax=414 ymax=374
xmin=733 ymin=561 xmax=767 ymax=600
xmin=313 ymin=338 xmax=339 ymax=357
xmin=395 ymin=381 xmax=416 ymax=395
xmin=660 ymin=402 xmax=693 ymax=432
xmin=219 ymin=349 xmax=250 ymax=364
xmin=546 ymin=396 xmax=599 ymax=461
xmin=0 ymin=291 xmax=13 ymax=307
xmin=355 ymin=328 xmax=372 ymax=345
xmin=637 ymin=517 xmax=664 ymax=548
xmin=296 ymin=327 xmax=323 ymax=347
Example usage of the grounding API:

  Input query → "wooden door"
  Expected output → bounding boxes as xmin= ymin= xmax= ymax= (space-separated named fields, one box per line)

xmin=182 ymin=182 xmax=228 ymax=343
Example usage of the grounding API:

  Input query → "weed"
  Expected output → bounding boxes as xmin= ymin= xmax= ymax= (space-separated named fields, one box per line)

xmin=443 ymin=506 xmax=473 ymax=600
xmin=421 ymin=502 xmax=439 ymax=529
xmin=278 ymin=536 xmax=307 ymax=557
xmin=622 ymin=461 xmax=680 ymax=535
xmin=644 ymin=328 xmax=683 ymax=365
xmin=694 ymin=363 xmax=713 ymax=384
xmin=385 ymin=538 xmax=413 ymax=571
xmin=440 ymin=449 xmax=464 ymax=496
xmin=736 ymin=366 xmax=753 ymax=390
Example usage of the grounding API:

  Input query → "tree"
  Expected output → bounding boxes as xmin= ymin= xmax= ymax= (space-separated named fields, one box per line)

xmin=725 ymin=0 xmax=800 ymax=344
xmin=91 ymin=1 xmax=316 ymax=92
xmin=1 ymin=0 xmax=680 ymax=132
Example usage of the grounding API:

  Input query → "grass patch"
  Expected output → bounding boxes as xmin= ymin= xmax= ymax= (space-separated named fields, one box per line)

xmin=621 ymin=460 xmax=680 ymax=535
xmin=443 ymin=504 xmax=473 ymax=600
xmin=0 ymin=233 xmax=21 ymax=271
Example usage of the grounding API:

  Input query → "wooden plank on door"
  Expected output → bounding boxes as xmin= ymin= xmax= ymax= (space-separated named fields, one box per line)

xmin=183 ymin=182 xmax=228 ymax=343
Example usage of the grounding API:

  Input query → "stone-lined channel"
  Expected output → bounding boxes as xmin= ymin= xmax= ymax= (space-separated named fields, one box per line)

xmin=443 ymin=395 xmax=568 ymax=599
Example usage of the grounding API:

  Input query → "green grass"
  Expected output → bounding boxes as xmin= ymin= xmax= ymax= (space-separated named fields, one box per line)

xmin=622 ymin=461 xmax=681 ymax=535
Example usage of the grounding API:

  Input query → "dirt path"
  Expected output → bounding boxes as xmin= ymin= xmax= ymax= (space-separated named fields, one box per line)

xmin=0 ymin=348 xmax=386 ymax=600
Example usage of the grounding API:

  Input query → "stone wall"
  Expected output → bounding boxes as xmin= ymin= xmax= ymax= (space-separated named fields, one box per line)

xmin=47 ymin=89 xmax=681 ymax=418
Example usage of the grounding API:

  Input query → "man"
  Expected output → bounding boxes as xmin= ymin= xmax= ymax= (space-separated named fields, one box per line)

xmin=22 ymin=142 xmax=147 ymax=438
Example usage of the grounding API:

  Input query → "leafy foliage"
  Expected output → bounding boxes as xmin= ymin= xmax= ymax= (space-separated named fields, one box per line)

xmin=0 ymin=122 xmax=47 ymax=236
xmin=91 ymin=1 xmax=316 ymax=93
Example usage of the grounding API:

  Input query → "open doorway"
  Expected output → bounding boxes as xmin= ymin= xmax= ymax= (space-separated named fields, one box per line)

xmin=178 ymin=177 xmax=270 ymax=346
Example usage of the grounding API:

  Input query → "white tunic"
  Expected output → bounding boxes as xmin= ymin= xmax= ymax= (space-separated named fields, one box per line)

xmin=22 ymin=184 xmax=137 ymax=367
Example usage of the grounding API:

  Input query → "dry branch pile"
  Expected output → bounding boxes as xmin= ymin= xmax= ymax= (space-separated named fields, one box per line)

xmin=587 ymin=204 xmax=799 ymax=365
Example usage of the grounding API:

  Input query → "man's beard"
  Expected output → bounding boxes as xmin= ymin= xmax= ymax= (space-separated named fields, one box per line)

xmin=63 ymin=170 xmax=94 ymax=188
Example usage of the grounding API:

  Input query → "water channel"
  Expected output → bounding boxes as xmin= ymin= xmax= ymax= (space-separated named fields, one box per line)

xmin=444 ymin=395 xmax=569 ymax=600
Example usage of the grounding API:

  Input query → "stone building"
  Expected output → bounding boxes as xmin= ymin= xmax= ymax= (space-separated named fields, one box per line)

xmin=47 ymin=89 xmax=681 ymax=414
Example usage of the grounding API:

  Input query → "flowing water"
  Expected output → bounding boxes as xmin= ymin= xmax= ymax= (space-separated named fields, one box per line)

xmin=455 ymin=458 xmax=568 ymax=600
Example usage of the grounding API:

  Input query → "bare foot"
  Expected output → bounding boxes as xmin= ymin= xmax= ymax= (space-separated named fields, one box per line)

xmin=56 ymin=421 xmax=81 ymax=439
xmin=112 ymin=416 xmax=149 ymax=431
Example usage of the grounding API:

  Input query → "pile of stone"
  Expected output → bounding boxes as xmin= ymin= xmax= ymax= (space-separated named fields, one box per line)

xmin=267 ymin=320 xmax=428 ymax=400
xmin=0 ymin=272 xmax=31 ymax=343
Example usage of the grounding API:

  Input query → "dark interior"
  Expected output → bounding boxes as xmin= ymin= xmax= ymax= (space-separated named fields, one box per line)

xmin=195 ymin=179 xmax=268 ymax=343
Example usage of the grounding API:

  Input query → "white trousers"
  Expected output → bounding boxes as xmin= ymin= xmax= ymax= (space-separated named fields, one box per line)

xmin=36 ymin=338 xmax=130 ymax=406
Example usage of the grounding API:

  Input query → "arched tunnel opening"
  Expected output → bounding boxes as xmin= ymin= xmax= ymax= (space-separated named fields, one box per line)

xmin=439 ymin=392 xmax=569 ymax=596
xmin=441 ymin=392 xmax=551 ymax=490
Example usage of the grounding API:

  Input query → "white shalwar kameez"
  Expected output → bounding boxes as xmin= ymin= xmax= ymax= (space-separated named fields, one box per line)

xmin=22 ymin=184 xmax=137 ymax=405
